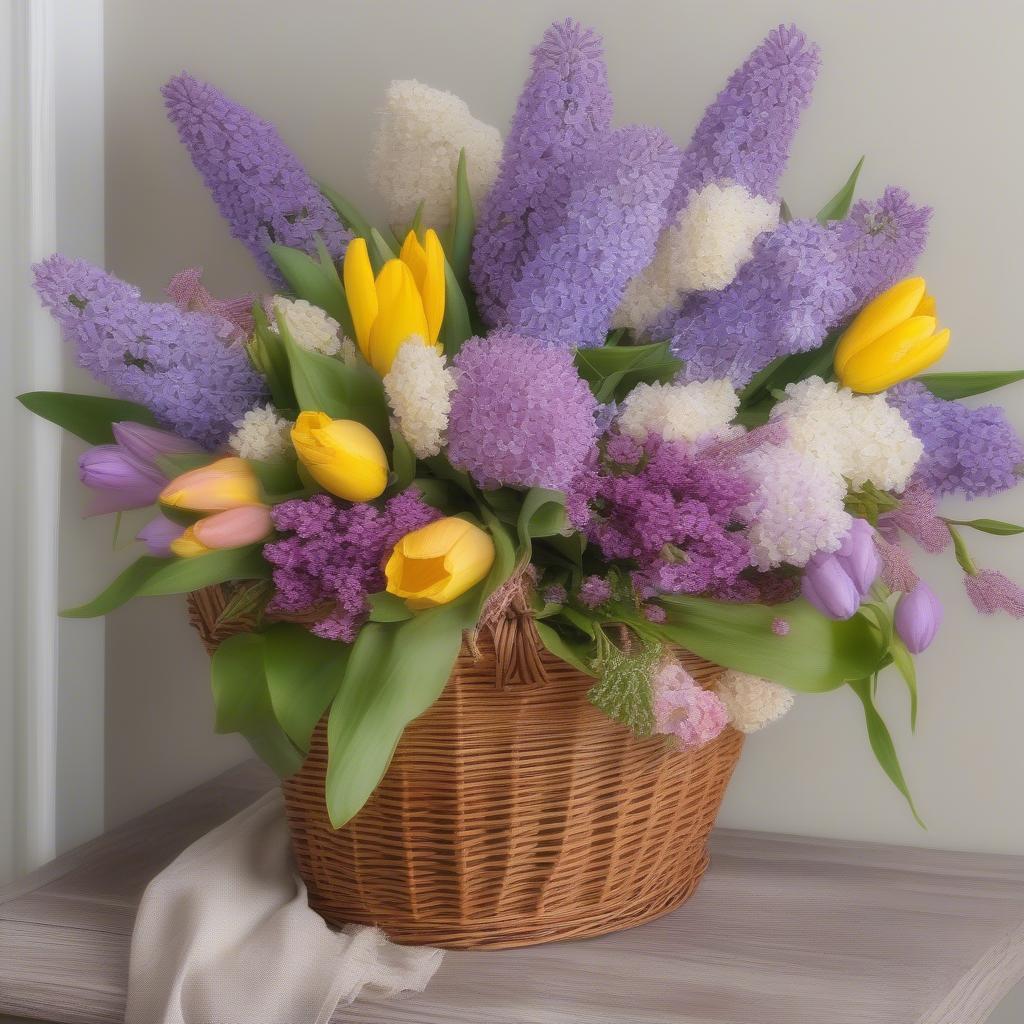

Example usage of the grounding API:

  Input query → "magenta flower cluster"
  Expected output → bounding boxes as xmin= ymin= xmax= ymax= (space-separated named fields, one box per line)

xmin=471 ymin=19 xmax=613 ymax=326
xmin=503 ymin=125 xmax=680 ymax=348
xmin=162 ymin=73 xmax=350 ymax=285
xmin=264 ymin=490 xmax=440 ymax=642
xmin=447 ymin=332 xmax=598 ymax=490
xmin=571 ymin=435 xmax=754 ymax=598
xmin=888 ymin=381 xmax=1024 ymax=499
xmin=33 ymin=255 xmax=265 ymax=449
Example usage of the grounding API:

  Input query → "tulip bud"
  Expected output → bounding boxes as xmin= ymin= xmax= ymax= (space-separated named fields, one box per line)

xmin=832 ymin=517 xmax=882 ymax=595
xmin=802 ymin=553 xmax=862 ymax=620
xmin=170 ymin=505 xmax=273 ymax=558
xmin=160 ymin=456 xmax=262 ymax=512
xmin=385 ymin=517 xmax=495 ymax=609
xmin=290 ymin=411 xmax=388 ymax=502
xmin=894 ymin=581 xmax=943 ymax=653
xmin=79 ymin=445 xmax=164 ymax=516
xmin=137 ymin=514 xmax=185 ymax=557
xmin=835 ymin=277 xmax=951 ymax=394
xmin=111 ymin=421 xmax=202 ymax=466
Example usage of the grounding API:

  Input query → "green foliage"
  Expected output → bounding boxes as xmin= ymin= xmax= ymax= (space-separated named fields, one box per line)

xmin=439 ymin=259 xmax=473 ymax=358
xmin=587 ymin=633 xmax=661 ymax=736
xmin=535 ymin=621 xmax=597 ymax=677
xmin=816 ymin=156 xmax=865 ymax=223
xmin=268 ymin=242 xmax=354 ymax=339
xmin=211 ymin=632 xmax=303 ymax=777
xmin=17 ymin=391 xmax=158 ymax=445
xmin=943 ymin=517 xmax=1024 ymax=536
xmin=574 ymin=341 xmax=683 ymax=404
xmin=318 ymin=182 xmax=376 ymax=246
xmin=446 ymin=148 xmax=475 ymax=288
xmin=739 ymin=333 xmax=840 ymax=408
xmin=915 ymin=370 xmax=1024 ymax=400
xmin=516 ymin=488 xmax=568 ymax=568
xmin=367 ymin=591 xmax=413 ymax=622
xmin=648 ymin=595 xmax=885 ymax=692
xmin=61 ymin=546 xmax=271 ymax=618
xmin=248 ymin=304 xmax=297 ymax=409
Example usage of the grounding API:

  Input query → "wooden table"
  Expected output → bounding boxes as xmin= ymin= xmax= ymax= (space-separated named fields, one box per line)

xmin=2 ymin=761 xmax=1023 ymax=1024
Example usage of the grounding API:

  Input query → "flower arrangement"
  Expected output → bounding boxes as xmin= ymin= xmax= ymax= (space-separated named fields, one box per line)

xmin=22 ymin=21 xmax=1024 ymax=832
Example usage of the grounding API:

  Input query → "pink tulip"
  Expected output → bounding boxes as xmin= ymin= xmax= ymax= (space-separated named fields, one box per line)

xmin=192 ymin=505 xmax=273 ymax=549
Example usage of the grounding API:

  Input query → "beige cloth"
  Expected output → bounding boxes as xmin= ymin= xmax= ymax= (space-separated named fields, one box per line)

xmin=126 ymin=789 xmax=442 ymax=1024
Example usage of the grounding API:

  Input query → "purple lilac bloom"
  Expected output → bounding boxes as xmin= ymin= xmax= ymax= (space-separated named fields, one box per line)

xmin=577 ymin=435 xmax=753 ymax=599
xmin=658 ymin=188 xmax=930 ymax=386
xmin=888 ymin=381 xmax=1024 ymax=499
xmin=543 ymin=584 xmax=567 ymax=605
xmin=264 ymin=490 xmax=440 ymax=642
xmin=964 ymin=569 xmax=1024 ymax=619
xmin=162 ymin=73 xmax=350 ymax=285
xmin=504 ymin=125 xmax=681 ymax=348
xmin=78 ymin=446 xmax=165 ymax=517
xmin=137 ymin=514 xmax=185 ymax=556
xmin=671 ymin=24 xmax=820 ymax=209
xmin=33 ymin=255 xmax=266 ymax=448
xmin=578 ymin=575 xmax=612 ymax=608
xmin=470 ymin=20 xmax=613 ymax=326
xmin=447 ymin=332 xmax=598 ymax=490
xmin=642 ymin=603 xmax=667 ymax=624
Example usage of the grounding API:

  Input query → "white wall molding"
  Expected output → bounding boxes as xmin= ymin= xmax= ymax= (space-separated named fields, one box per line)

xmin=1 ymin=0 xmax=105 ymax=883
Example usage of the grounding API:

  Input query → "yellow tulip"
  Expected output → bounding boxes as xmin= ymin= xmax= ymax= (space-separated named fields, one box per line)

xmin=385 ymin=517 xmax=495 ymax=609
xmin=160 ymin=457 xmax=262 ymax=512
xmin=291 ymin=411 xmax=388 ymax=501
xmin=834 ymin=276 xmax=951 ymax=394
xmin=342 ymin=229 xmax=446 ymax=374
xmin=170 ymin=506 xmax=274 ymax=558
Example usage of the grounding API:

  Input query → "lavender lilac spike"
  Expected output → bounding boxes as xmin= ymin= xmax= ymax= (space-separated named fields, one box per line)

xmin=660 ymin=188 xmax=931 ymax=385
xmin=162 ymin=73 xmax=350 ymax=285
xmin=503 ymin=125 xmax=681 ymax=348
xmin=32 ymin=255 xmax=266 ymax=449
xmin=470 ymin=19 xmax=613 ymax=327
xmin=671 ymin=24 xmax=820 ymax=210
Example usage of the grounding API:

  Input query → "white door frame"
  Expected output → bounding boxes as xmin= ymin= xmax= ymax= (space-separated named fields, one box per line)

xmin=1 ymin=0 xmax=106 ymax=882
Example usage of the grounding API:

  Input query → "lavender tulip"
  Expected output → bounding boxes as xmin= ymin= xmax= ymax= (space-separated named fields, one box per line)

xmin=894 ymin=581 xmax=943 ymax=653
xmin=112 ymin=421 xmax=202 ymax=467
xmin=832 ymin=517 xmax=882 ymax=595
xmin=136 ymin=514 xmax=186 ymax=557
xmin=79 ymin=445 xmax=165 ymax=516
xmin=802 ymin=553 xmax=861 ymax=620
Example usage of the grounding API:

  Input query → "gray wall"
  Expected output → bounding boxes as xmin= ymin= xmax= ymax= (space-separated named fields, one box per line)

xmin=104 ymin=0 xmax=1024 ymax=850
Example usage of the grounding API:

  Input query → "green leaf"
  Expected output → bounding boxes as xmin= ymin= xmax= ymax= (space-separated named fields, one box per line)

xmin=439 ymin=260 xmax=473 ymax=358
xmin=410 ymin=476 xmax=468 ymax=513
xmin=741 ymin=333 xmax=840 ymax=408
xmin=480 ymin=518 xmax=517 ymax=612
xmin=516 ymin=488 xmax=567 ymax=569
xmin=943 ymin=517 xmax=1024 ymax=536
xmin=370 ymin=228 xmax=397 ymax=263
xmin=848 ymin=677 xmax=924 ymax=827
xmin=61 ymin=546 xmax=271 ymax=618
xmin=156 ymin=452 xmax=213 ymax=478
xmin=779 ymin=198 xmax=794 ymax=223
xmin=447 ymin=148 xmax=475 ymax=287
xmin=249 ymin=304 xmax=297 ymax=409
xmin=211 ymin=632 xmax=303 ymax=777
xmin=888 ymin=632 xmax=919 ymax=731
xmin=17 ymin=391 xmax=158 ymax=445
xmin=249 ymin=457 xmax=303 ymax=500
xmin=406 ymin=199 xmax=425 ymax=238
xmin=651 ymin=595 xmax=885 ymax=692
xmin=367 ymin=591 xmax=413 ymax=622
xmin=268 ymin=244 xmax=354 ymax=337
xmin=318 ymin=181 xmax=375 ymax=243
xmin=263 ymin=623 xmax=349 ymax=753
xmin=535 ymin=621 xmax=597 ymax=677
xmin=946 ymin=524 xmax=978 ymax=575
xmin=816 ymin=156 xmax=865 ymax=223
xmin=387 ymin=423 xmax=416 ymax=495
xmin=916 ymin=370 xmax=1024 ymax=400
xmin=574 ymin=342 xmax=683 ymax=404
xmin=325 ymin=593 xmax=480 ymax=826
xmin=280 ymin=321 xmax=390 ymax=444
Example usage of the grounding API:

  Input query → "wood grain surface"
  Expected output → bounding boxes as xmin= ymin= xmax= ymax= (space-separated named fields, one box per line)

xmin=2 ymin=760 xmax=1023 ymax=1024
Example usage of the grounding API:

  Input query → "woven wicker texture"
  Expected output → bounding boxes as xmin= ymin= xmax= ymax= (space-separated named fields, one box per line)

xmin=187 ymin=585 xmax=744 ymax=949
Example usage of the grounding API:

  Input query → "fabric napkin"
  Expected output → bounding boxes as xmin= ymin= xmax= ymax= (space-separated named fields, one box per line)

xmin=125 ymin=788 xmax=442 ymax=1024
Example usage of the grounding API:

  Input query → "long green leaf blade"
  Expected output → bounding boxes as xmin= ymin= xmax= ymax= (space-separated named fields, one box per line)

xmin=447 ymin=148 xmax=475 ymax=287
xmin=816 ymin=156 xmax=865 ymax=223
xmin=916 ymin=370 xmax=1024 ymax=400
xmin=17 ymin=392 xmax=158 ymax=445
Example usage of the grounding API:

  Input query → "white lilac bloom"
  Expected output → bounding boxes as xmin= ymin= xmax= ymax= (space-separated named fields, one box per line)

xmin=742 ymin=443 xmax=852 ymax=569
xmin=614 ymin=182 xmax=778 ymax=333
xmin=772 ymin=376 xmax=923 ymax=491
xmin=271 ymin=297 xmax=341 ymax=356
xmin=370 ymin=79 xmax=502 ymax=229
xmin=228 ymin=404 xmax=292 ymax=461
xmin=715 ymin=670 xmax=794 ymax=733
xmin=383 ymin=340 xmax=456 ymax=459
xmin=617 ymin=379 xmax=740 ymax=445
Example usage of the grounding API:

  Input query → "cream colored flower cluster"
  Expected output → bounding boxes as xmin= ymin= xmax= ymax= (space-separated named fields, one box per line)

xmin=772 ymin=376 xmax=923 ymax=491
xmin=370 ymin=79 xmax=502 ymax=229
xmin=617 ymin=379 xmax=739 ymax=445
xmin=271 ymin=297 xmax=341 ymax=356
xmin=383 ymin=340 xmax=457 ymax=458
xmin=614 ymin=182 xmax=778 ymax=333
xmin=228 ymin=404 xmax=292 ymax=461
xmin=715 ymin=670 xmax=794 ymax=733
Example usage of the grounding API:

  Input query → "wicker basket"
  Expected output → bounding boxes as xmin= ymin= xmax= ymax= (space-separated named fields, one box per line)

xmin=187 ymin=585 xmax=744 ymax=950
